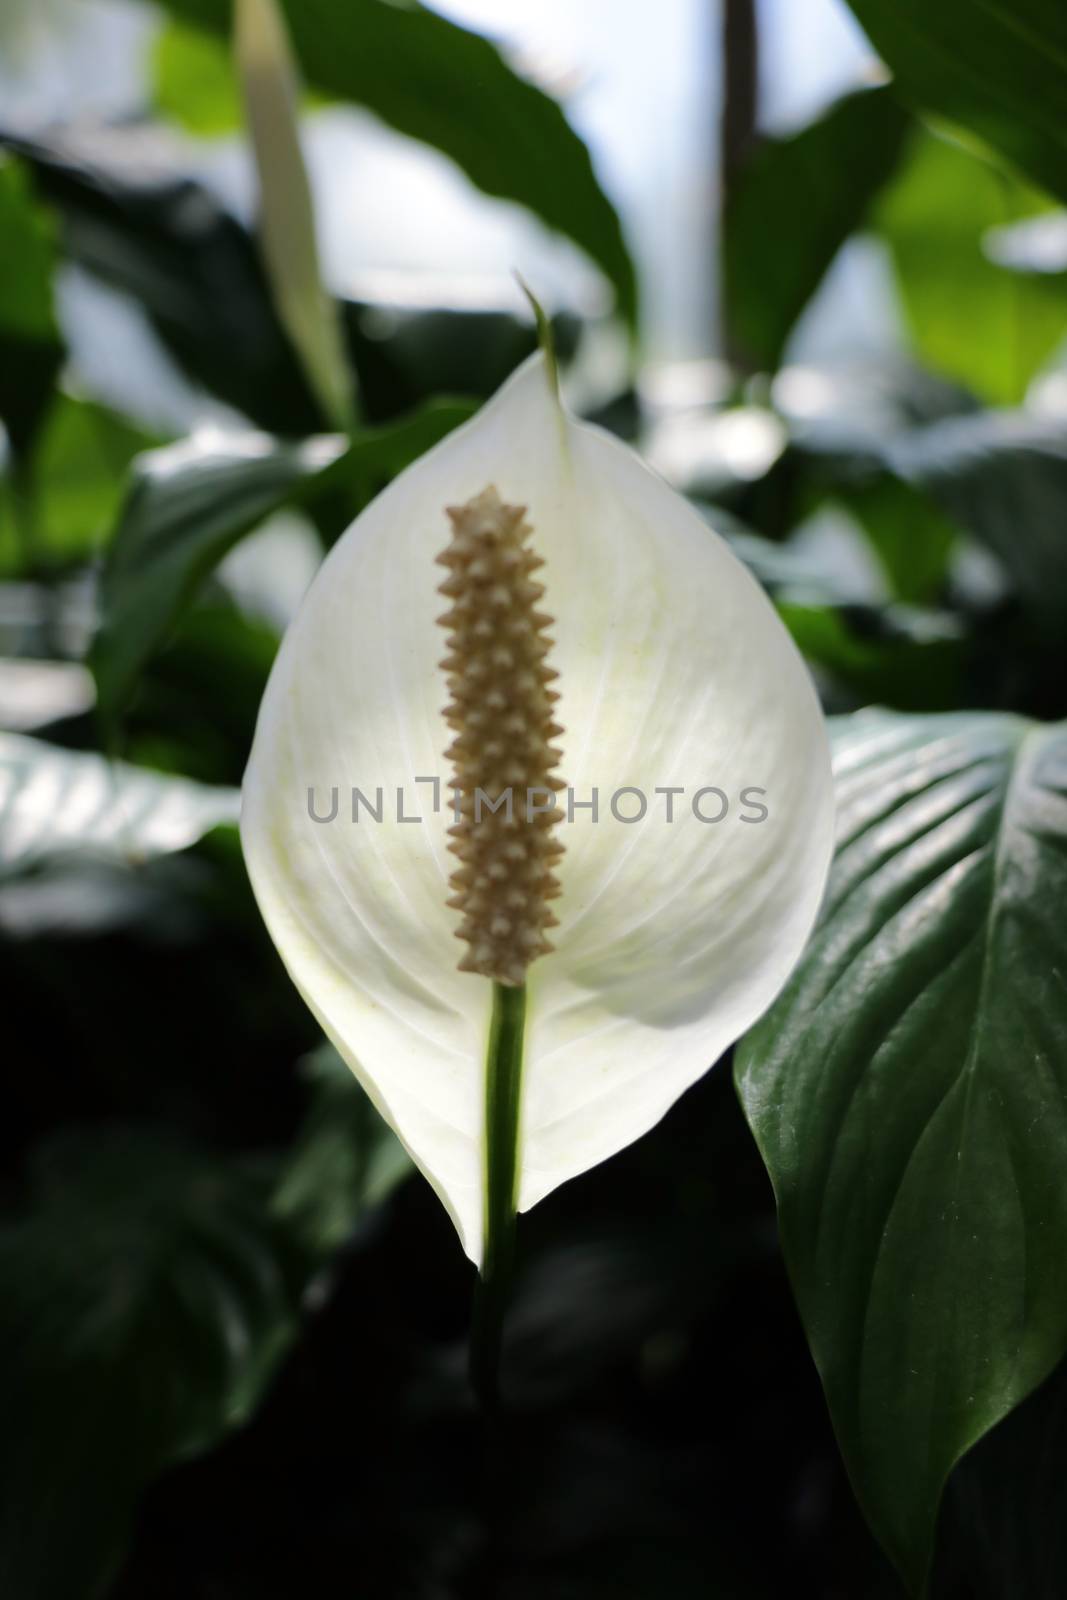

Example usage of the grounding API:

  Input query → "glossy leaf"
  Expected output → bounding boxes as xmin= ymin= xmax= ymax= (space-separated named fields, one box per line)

xmin=842 ymin=0 xmax=1067 ymax=207
xmin=875 ymin=128 xmax=1066 ymax=404
xmin=724 ymin=87 xmax=910 ymax=369
xmin=0 ymin=1129 xmax=298 ymax=1600
xmin=736 ymin=709 xmax=1067 ymax=1593
xmin=146 ymin=0 xmax=637 ymax=327
xmin=942 ymin=1356 xmax=1067 ymax=1599
xmin=0 ymin=732 xmax=239 ymax=875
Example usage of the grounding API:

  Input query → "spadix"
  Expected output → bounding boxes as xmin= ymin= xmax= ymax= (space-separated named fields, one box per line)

xmin=241 ymin=353 xmax=834 ymax=1264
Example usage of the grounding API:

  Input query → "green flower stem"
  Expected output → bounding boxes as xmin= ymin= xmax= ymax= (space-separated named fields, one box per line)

xmin=470 ymin=980 xmax=527 ymax=1409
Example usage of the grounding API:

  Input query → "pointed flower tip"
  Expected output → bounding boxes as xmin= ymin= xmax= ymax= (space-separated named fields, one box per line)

xmin=437 ymin=486 xmax=564 ymax=987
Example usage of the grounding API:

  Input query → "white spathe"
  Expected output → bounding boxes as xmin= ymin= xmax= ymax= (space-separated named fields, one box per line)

xmin=241 ymin=354 xmax=835 ymax=1262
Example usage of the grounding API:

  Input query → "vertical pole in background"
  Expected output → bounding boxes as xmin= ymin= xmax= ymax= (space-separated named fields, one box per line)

xmin=719 ymin=0 xmax=760 ymax=370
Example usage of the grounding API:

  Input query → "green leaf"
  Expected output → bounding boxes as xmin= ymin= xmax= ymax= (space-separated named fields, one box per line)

xmin=875 ymin=127 xmax=1066 ymax=404
xmin=0 ymin=124 xmax=326 ymax=436
xmin=0 ymin=157 xmax=64 ymax=462
xmin=0 ymin=1129 xmax=298 ymax=1600
xmin=339 ymin=396 xmax=477 ymax=514
xmin=724 ymin=87 xmax=910 ymax=369
xmin=146 ymin=0 xmax=637 ymax=328
xmin=91 ymin=431 xmax=345 ymax=732
xmin=90 ymin=400 xmax=474 ymax=730
xmin=777 ymin=600 xmax=965 ymax=711
xmin=152 ymin=18 xmax=247 ymax=134
xmin=842 ymin=0 xmax=1067 ymax=207
xmin=885 ymin=410 xmax=1067 ymax=643
xmin=0 ymin=395 xmax=154 ymax=577
xmin=152 ymin=17 xmax=329 ymax=133
xmin=943 ymin=1356 xmax=1067 ymax=1598
xmin=273 ymin=1041 xmax=411 ymax=1259
xmin=832 ymin=473 xmax=958 ymax=608
xmin=0 ymin=732 xmax=239 ymax=876
xmin=736 ymin=708 xmax=1067 ymax=1593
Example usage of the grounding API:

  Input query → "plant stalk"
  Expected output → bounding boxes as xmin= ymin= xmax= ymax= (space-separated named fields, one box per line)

xmin=470 ymin=981 xmax=527 ymax=1410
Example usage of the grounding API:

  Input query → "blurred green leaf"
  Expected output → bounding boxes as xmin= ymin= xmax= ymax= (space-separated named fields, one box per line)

xmin=0 ymin=124 xmax=326 ymax=435
xmin=0 ymin=731 xmax=239 ymax=876
xmin=737 ymin=708 xmax=1067 ymax=1594
xmin=0 ymin=1129 xmax=298 ymax=1600
xmin=152 ymin=18 xmax=247 ymax=134
xmin=345 ymin=303 xmax=571 ymax=425
xmin=875 ymin=128 xmax=1066 ymax=404
xmin=778 ymin=599 xmax=965 ymax=710
xmin=119 ymin=600 xmax=281 ymax=785
xmin=724 ymin=87 xmax=910 ymax=369
xmin=274 ymin=1041 xmax=411 ymax=1259
xmin=0 ymin=395 xmax=154 ymax=577
xmin=842 ymin=0 xmax=1067 ymax=207
xmin=831 ymin=472 xmax=958 ymax=607
xmin=0 ymin=157 xmax=64 ymax=462
xmin=147 ymin=0 xmax=637 ymax=327
xmin=885 ymin=410 xmax=1067 ymax=643
xmin=91 ymin=400 xmax=474 ymax=731
xmin=339 ymin=395 xmax=476 ymax=512
xmin=153 ymin=17 xmax=329 ymax=133
xmin=91 ymin=430 xmax=344 ymax=733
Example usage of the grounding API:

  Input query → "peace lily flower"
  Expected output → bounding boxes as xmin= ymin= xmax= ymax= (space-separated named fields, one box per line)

xmin=241 ymin=353 xmax=834 ymax=1277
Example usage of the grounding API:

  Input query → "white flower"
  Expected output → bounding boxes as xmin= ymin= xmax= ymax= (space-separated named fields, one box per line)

xmin=241 ymin=354 xmax=834 ymax=1263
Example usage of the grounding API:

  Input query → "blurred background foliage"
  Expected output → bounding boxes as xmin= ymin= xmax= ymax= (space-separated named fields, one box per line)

xmin=1 ymin=0 xmax=1066 ymax=1596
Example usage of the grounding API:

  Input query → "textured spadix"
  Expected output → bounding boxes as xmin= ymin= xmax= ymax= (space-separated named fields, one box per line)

xmin=438 ymin=486 xmax=565 ymax=987
xmin=241 ymin=354 xmax=834 ymax=1262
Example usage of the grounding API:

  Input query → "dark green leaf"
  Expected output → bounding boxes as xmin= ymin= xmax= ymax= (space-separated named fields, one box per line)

xmin=147 ymin=0 xmax=636 ymax=327
xmin=724 ymin=87 xmax=910 ymax=369
xmin=0 ymin=157 xmax=64 ymax=461
xmin=875 ymin=127 xmax=1066 ymax=404
xmin=940 ymin=1356 xmax=1067 ymax=1598
xmin=834 ymin=473 xmax=959 ymax=608
xmin=339 ymin=396 xmax=476 ymax=513
xmin=0 ymin=732 xmax=239 ymax=876
xmin=885 ymin=410 xmax=1067 ymax=642
xmin=777 ymin=600 xmax=965 ymax=711
xmin=90 ymin=399 xmax=474 ymax=730
xmin=344 ymin=302 xmax=575 ymax=425
xmin=274 ymin=1041 xmax=411 ymax=1259
xmin=736 ymin=709 xmax=1067 ymax=1593
xmin=0 ymin=395 xmax=154 ymax=577
xmin=842 ymin=0 xmax=1067 ymax=207
xmin=0 ymin=123 xmax=326 ymax=435
xmin=91 ymin=431 xmax=344 ymax=731
xmin=0 ymin=1129 xmax=298 ymax=1600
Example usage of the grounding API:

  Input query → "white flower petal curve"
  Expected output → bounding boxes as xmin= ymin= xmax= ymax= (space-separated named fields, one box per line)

xmin=241 ymin=353 xmax=834 ymax=1263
